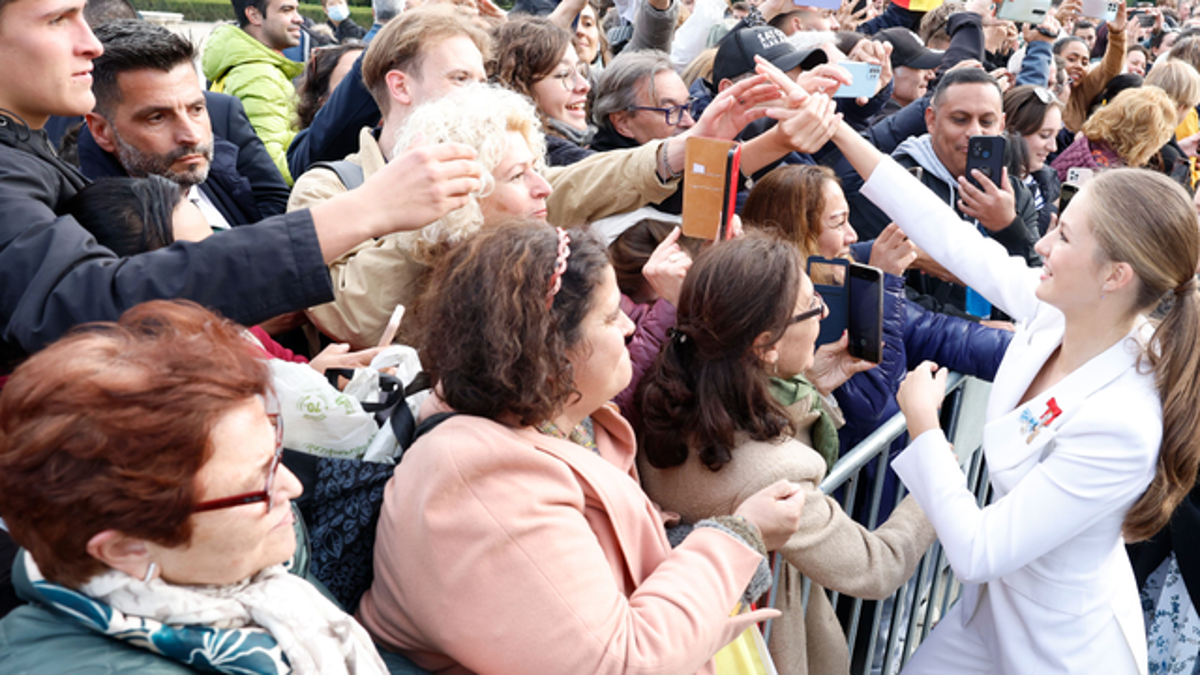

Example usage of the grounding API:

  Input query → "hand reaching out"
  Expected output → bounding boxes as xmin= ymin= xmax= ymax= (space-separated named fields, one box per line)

xmin=897 ymin=361 xmax=948 ymax=439
xmin=642 ymin=226 xmax=692 ymax=306
xmin=868 ymin=223 xmax=918 ymax=276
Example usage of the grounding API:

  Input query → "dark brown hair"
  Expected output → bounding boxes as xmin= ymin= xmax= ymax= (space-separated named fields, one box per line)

xmin=0 ymin=300 xmax=270 ymax=587
xmin=742 ymin=164 xmax=838 ymax=259
xmin=1003 ymin=84 xmax=1064 ymax=136
xmin=608 ymin=218 xmax=701 ymax=302
xmin=488 ymin=16 xmax=573 ymax=101
xmin=637 ymin=232 xmax=800 ymax=471
xmin=415 ymin=221 xmax=610 ymax=426
xmin=296 ymin=42 xmax=365 ymax=130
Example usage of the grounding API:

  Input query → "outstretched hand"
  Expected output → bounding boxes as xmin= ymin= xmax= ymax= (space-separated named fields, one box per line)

xmin=690 ymin=74 xmax=781 ymax=140
xmin=868 ymin=223 xmax=918 ymax=276
xmin=641 ymin=226 xmax=692 ymax=306
xmin=897 ymin=361 xmax=948 ymax=439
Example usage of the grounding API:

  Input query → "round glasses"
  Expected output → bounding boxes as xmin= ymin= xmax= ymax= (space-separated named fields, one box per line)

xmin=549 ymin=63 xmax=588 ymax=91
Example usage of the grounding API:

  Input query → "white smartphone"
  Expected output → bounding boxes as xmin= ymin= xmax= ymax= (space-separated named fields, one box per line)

xmin=1079 ymin=0 xmax=1118 ymax=21
xmin=996 ymin=0 xmax=1052 ymax=24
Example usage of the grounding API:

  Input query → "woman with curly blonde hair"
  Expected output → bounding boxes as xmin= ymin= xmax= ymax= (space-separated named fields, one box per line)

xmin=1051 ymin=85 xmax=1178 ymax=182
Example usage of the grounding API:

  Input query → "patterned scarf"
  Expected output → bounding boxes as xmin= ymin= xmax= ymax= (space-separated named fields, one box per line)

xmin=27 ymin=551 xmax=386 ymax=675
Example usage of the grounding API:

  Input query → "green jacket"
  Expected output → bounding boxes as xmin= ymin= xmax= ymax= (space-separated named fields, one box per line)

xmin=202 ymin=25 xmax=303 ymax=185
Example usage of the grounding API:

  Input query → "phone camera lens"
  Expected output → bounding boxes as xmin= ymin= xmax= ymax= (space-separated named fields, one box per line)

xmin=982 ymin=150 xmax=990 ymax=158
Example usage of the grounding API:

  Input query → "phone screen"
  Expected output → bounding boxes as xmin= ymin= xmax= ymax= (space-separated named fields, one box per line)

xmin=1059 ymin=182 xmax=1080 ymax=214
xmin=847 ymin=264 xmax=883 ymax=363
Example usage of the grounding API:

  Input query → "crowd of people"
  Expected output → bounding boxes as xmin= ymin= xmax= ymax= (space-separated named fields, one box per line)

xmin=0 ymin=0 xmax=1199 ymax=672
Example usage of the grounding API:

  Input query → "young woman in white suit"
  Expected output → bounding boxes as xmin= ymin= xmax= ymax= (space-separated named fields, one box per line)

xmin=757 ymin=59 xmax=1200 ymax=674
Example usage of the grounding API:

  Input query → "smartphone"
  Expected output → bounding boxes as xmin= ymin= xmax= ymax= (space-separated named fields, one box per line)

xmin=834 ymin=61 xmax=882 ymax=99
xmin=807 ymin=256 xmax=849 ymax=348
xmin=965 ymin=136 xmax=1007 ymax=190
xmin=794 ymin=0 xmax=842 ymax=10
xmin=682 ymin=138 xmax=742 ymax=241
xmin=996 ymin=0 xmax=1052 ymax=25
xmin=1065 ymin=166 xmax=1094 ymax=184
xmin=847 ymin=263 xmax=884 ymax=363
xmin=1080 ymin=0 xmax=1119 ymax=21
xmin=1059 ymin=182 xmax=1080 ymax=214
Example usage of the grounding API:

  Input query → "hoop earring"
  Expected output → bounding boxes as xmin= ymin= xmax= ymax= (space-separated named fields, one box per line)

xmin=142 ymin=562 xmax=158 ymax=583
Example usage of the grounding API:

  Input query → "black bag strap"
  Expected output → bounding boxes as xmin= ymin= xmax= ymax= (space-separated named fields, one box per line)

xmin=311 ymin=160 xmax=365 ymax=191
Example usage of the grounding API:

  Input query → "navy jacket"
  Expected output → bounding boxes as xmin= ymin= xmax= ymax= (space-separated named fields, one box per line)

xmin=287 ymin=53 xmax=380 ymax=178
xmin=77 ymin=117 xmax=288 ymax=227
xmin=76 ymin=91 xmax=291 ymax=223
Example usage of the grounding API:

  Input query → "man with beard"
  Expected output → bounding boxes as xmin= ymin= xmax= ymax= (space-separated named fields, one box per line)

xmin=80 ymin=20 xmax=289 ymax=228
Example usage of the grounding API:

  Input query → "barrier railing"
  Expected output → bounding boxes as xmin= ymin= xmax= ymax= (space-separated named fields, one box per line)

xmin=763 ymin=372 xmax=994 ymax=674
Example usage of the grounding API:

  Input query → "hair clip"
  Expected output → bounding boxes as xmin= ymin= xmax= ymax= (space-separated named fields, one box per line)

xmin=666 ymin=327 xmax=688 ymax=344
xmin=546 ymin=228 xmax=571 ymax=309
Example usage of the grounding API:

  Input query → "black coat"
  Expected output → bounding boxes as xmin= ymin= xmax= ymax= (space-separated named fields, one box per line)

xmin=0 ymin=111 xmax=332 ymax=373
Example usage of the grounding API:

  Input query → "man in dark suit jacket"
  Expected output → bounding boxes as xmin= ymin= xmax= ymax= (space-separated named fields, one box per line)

xmin=80 ymin=20 xmax=290 ymax=226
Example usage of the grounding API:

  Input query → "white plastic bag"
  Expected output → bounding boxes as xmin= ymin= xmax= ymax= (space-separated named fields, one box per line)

xmin=358 ymin=345 xmax=429 ymax=464
xmin=269 ymin=360 xmax=378 ymax=460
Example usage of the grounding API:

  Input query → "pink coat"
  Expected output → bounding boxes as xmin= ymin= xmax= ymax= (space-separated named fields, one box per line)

xmin=356 ymin=402 xmax=770 ymax=674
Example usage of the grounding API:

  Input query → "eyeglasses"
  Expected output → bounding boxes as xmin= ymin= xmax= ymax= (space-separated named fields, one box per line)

xmin=791 ymin=292 xmax=826 ymax=324
xmin=548 ymin=63 xmax=588 ymax=91
xmin=192 ymin=397 xmax=285 ymax=514
xmin=629 ymin=97 xmax=696 ymax=126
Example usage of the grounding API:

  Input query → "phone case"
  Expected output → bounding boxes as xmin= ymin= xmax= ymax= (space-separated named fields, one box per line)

xmin=1080 ymin=0 xmax=1119 ymax=21
xmin=807 ymin=256 xmax=849 ymax=348
xmin=834 ymin=62 xmax=882 ymax=99
xmin=996 ymin=0 xmax=1052 ymax=24
xmin=966 ymin=136 xmax=1006 ymax=190
xmin=682 ymin=138 xmax=740 ymax=240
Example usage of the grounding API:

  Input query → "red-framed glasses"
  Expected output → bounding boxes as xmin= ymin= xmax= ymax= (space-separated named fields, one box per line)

xmin=191 ymin=397 xmax=284 ymax=514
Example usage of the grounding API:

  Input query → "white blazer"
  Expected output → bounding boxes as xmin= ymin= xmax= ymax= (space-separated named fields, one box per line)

xmin=861 ymin=159 xmax=1159 ymax=674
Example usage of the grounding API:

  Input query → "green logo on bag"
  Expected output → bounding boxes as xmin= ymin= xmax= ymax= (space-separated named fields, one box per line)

xmin=296 ymin=393 xmax=357 ymax=421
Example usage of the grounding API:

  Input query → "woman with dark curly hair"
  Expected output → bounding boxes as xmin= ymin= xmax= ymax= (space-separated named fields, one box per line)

xmin=489 ymin=16 xmax=595 ymax=165
xmin=356 ymin=221 xmax=806 ymax=674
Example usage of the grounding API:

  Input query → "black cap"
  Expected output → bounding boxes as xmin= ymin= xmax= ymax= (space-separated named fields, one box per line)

xmin=713 ymin=26 xmax=829 ymax=84
xmin=875 ymin=27 xmax=944 ymax=70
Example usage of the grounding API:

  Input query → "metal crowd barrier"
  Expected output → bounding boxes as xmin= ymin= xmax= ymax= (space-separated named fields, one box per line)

xmin=763 ymin=373 xmax=994 ymax=675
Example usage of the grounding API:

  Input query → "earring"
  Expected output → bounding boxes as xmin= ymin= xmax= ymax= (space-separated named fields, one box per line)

xmin=142 ymin=561 xmax=158 ymax=583
xmin=773 ymin=362 xmax=779 ymax=375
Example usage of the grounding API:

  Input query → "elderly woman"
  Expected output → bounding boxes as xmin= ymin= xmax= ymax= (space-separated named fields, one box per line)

xmin=356 ymin=222 xmax=806 ymax=673
xmin=0 ymin=300 xmax=386 ymax=674
xmin=1050 ymin=85 xmax=1179 ymax=182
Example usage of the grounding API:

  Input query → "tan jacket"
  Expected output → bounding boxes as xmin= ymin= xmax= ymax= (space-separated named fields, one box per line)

xmin=639 ymin=434 xmax=936 ymax=675
xmin=1063 ymin=26 xmax=1126 ymax=133
xmin=357 ymin=403 xmax=770 ymax=675
xmin=292 ymin=132 xmax=679 ymax=348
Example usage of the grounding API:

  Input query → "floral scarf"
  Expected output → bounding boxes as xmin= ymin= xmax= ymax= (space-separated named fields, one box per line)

xmin=26 ymin=551 xmax=386 ymax=675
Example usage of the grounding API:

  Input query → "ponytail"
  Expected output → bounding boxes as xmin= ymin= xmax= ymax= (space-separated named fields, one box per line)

xmin=1124 ymin=281 xmax=1200 ymax=541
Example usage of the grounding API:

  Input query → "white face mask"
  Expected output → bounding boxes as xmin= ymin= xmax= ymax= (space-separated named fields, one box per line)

xmin=325 ymin=3 xmax=350 ymax=21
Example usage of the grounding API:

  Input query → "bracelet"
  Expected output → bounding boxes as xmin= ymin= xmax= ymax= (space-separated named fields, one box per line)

xmin=661 ymin=138 xmax=684 ymax=180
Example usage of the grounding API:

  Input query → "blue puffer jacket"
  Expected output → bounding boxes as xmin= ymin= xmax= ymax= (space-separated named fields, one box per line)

xmin=833 ymin=262 xmax=1012 ymax=520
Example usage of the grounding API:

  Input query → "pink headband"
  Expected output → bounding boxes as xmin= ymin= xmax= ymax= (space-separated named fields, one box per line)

xmin=546 ymin=228 xmax=571 ymax=309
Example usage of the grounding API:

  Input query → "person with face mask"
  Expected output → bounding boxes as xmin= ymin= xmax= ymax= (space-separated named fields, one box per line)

xmin=322 ymin=0 xmax=366 ymax=42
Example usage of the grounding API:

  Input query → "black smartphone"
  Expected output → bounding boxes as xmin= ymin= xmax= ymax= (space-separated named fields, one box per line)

xmin=1059 ymin=182 xmax=1080 ymax=214
xmin=807 ymin=256 xmax=849 ymax=348
xmin=965 ymin=136 xmax=1007 ymax=190
xmin=847 ymin=263 xmax=884 ymax=363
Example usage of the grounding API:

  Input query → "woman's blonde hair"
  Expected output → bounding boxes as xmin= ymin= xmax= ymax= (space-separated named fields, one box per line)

xmin=390 ymin=84 xmax=546 ymax=265
xmin=1143 ymin=59 xmax=1200 ymax=111
xmin=1083 ymin=168 xmax=1200 ymax=541
xmin=1081 ymin=86 xmax=1178 ymax=168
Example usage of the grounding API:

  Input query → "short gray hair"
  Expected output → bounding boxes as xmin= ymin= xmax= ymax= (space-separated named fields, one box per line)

xmin=372 ymin=0 xmax=405 ymax=23
xmin=590 ymin=49 xmax=674 ymax=130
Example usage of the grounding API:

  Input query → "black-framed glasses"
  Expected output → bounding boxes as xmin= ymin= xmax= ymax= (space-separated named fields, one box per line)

xmin=629 ymin=97 xmax=696 ymax=126
xmin=192 ymin=396 xmax=284 ymax=514
xmin=791 ymin=292 xmax=826 ymax=324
